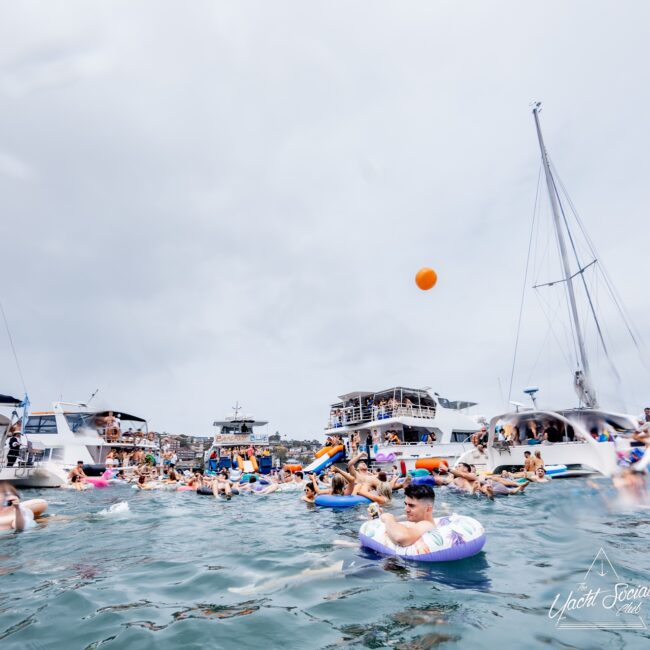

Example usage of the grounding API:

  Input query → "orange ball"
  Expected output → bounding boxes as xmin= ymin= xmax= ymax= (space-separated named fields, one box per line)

xmin=415 ymin=267 xmax=438 ymax=290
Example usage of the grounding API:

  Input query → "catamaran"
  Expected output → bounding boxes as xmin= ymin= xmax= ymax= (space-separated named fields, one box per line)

xmin=456 ymin=104 xmax=641 ymax=477
xmin=323 ymin=386 xmax=481 ymax=472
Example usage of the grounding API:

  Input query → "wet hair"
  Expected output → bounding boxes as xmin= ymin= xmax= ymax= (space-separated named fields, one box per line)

xmin=295 ymin=471 xmax=304 ymax=480
xmin=404 ymin=484 xmax=435 ymax=504
xmin=377 ymin=471 xmax=388 ymax=482
xmin=249 ymin=476 xmax=257 ymax=483
xmin=331 ymin=474 xmax=346 ymax=495
xmin=457 ymin=462 xmax=471 ymax=472
xmin=304 ymin=483 xmax=315 ymax=493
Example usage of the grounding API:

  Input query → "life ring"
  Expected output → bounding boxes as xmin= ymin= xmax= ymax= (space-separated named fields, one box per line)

xmin=359 ymin=514 xmax=485 ymax=562
xmin=375 ymin=452 xmax=396 ymax=463
xmin=314 ymin=495 xmax=371 ymax=508
xmin=197 ymin=486 xmax=214 ymax=496
xmin=415 ymin=458 xmax=448 ymax=472
xmin=314 ymin=446 xmax=331 ymax=459
xmin=284 ymin=464 xmax=303 ymax=473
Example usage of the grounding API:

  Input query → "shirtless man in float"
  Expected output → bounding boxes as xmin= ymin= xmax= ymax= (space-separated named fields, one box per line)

xmin=378 ymin=484 xmax=436 ymax=546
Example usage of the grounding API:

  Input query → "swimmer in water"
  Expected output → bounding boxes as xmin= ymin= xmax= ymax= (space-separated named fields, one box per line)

xmin=0 ymin=482 xmax=47 ymax=531
xmin=302 ymin=483 xmax=316 ymax=503
xmin=528 ymin=467 xmax=550 ymax=483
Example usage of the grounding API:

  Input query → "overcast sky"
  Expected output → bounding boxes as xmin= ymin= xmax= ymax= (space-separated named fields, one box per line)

xmin=1 ymin=1 xmax=649 ymax=438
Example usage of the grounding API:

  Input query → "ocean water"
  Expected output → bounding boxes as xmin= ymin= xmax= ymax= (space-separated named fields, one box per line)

xmin=1 ymin=478 xmax=649 ymax=649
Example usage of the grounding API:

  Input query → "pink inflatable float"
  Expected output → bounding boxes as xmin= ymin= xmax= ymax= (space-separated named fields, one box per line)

xmin=84 ymin=469 xmax=112 ymax=489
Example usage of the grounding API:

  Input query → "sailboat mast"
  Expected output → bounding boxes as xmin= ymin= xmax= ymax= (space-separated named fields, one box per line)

xmin=532 ymin=103 xmax=596 ymax=405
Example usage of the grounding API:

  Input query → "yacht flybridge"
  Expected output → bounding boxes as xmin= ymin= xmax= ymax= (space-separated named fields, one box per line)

xmin=457 ymin=104 xmax=641 ymax=477
xmin=325 ymin=387 xmax=481 ymax=470
xmin=0 ymin=399 xmax=156 ymax=488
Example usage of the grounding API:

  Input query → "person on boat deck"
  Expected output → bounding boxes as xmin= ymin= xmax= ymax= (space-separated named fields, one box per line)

xmin=533 ymin=450 xmax=545 ymax=472
xmin=6 ymin=431 xmax=21 ymax=467
xmin=543 ymin=421 xmax=562 ymax=443
xmin=426 ymin=432 xmax=436 ymax=444
xmin=378 ymin=484 xmax=436 ymax=546
xmin=387 ymin=431 xmax=400 ymax=445
xmin=67 ymin=461 xmax=87 ymax=491
xmin=641 ymin=407 xmax=650 ymax=424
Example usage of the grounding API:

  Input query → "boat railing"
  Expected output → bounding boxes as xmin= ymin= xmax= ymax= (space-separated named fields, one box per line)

xmin=0 ymin=447 xmax=46 ymax=471
xmin=98 ymin=428 xmax=156 ymax=447
xmin=327 ymin=404 xmax=437 ymax=428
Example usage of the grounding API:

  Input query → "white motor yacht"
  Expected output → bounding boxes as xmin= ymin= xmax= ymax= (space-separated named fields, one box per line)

xmin=324 ymin=387 xmax=481 ymax=471
xmin=204 ymin=404 xmax=272 ymax=474
xmin=1 ymin=400 xmax=157 ymax=488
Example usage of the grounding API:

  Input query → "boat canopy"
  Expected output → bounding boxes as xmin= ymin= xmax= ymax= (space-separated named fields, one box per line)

xmin=0 ymin=394 xmax=21 ymax=405
xmin=213 ymin=419 xmax=268 ymax=428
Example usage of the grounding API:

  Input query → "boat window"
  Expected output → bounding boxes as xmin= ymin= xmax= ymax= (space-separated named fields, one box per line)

xmin=451 ymin=431 xmax=472 ymax=443
xmin=64 ymin=413 xmax=97 ymax=432
xmin=24 ymin=415 xmax=58 ymax=434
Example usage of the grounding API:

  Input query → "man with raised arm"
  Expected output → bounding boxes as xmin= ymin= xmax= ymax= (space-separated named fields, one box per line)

xmin=378 ymin=484 xmax=436 ymax=546
xmin=347 ymin=452 xmax=379 ymax=489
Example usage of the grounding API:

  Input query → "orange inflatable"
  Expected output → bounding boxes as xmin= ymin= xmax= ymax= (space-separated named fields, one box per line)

xmin=329 ymin=444 xmax=344 ymax=456
xmin=314 ymin=446 xmax=332 ymax=459
xmin=284 ymin=464 xmax=303 ymax=473
xmin=415 ymin=457 xmax=448 ymax=472
xmin=415 ymin=267 xmax=438 ymax=290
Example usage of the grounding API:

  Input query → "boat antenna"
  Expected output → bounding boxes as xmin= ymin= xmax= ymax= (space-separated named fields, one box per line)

xmin=0 ymin=298 xmax=28 ymax=394
xmin=87 ymin=388 xmax=100 ymax=404
xmin=532 ymin=103 xmax=597 ymax=408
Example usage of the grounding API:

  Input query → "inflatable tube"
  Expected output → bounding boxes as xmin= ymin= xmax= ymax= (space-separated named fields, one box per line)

xmin=359 ymin=514 xmax=485 ymax=562
xmin=545 ymin=464 xmax=567 ymax=476
xmin=315 ymin=446 xmax=331 ymax=459
xmin=411 ymin=476 xmax=437 ymax=486
xmin=284 ymin=464 xmax=303 ymax=473
xmin=415 ymin=458 xmax=448 ymax=472
xmin=231 ymin=487 xmax=240 ymax=495
xmin=84 ymin=477 xmax=110 ymax=489
xmin=400 ymin=461 xmax=407 ymax=477
xmin=249 ymin=456 xmax=259 ymax=472
xmin=197 ymin=486 xmax=214 ymax=496
xmin=235 ymin=455 xmax=245 ymax=471
xmin=276 ymin=482 xmax=303 ymax=493
xmin=408 ymin=468 xmax=431 ymax=477
xmin=21 ymin=498 xmax=48 ymax=518
xmin=314 ymin=495 xmax=371 ymax=508
xmin=177 ymin=485 xmax=195 ymax=492
xmin=375 ymin=452 xmax=396 ymax=464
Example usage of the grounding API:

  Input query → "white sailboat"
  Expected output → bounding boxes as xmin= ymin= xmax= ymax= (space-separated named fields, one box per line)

xmin=457 ymin=103 xmax=640 ymax=477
